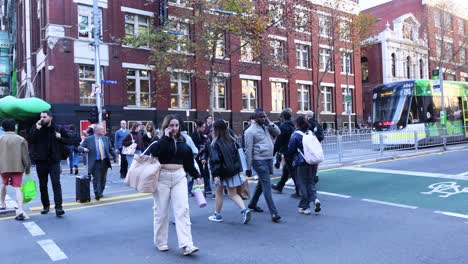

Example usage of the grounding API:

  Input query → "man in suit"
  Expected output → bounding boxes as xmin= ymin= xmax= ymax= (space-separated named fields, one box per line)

xmin=79 ymin=124 xmax=113 ymax=201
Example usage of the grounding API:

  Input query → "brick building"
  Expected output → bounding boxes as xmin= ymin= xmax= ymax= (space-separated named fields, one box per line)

xmin=361 ymin=0 xmax=468 ymax=121
xmin=16 ymin=0 xmax=363 ymax=134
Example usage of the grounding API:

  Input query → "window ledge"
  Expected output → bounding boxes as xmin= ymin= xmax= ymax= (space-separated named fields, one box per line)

xmin=341 ymin=112 xmax=356 ymax=116
xmin=168 ymin=50 xmax=195 ymax=56
xmin=215 ymin=57 xmax=230 ymax=61
xmin=122 ymin=45 xmax=152 ymax=51
xmin=239 ymin=60 xmax=260 ymax=64
xmin=270 ymin=111 xmax=283 ymax=114
xmin=213 ymin=109 xmax=231 ymax=112
xmin=340 ymin=72 xmax=354 ymax=76
xmin=124 ymin=106 xmax=156 ymax=110
xmin=320 ymin=112 xmax=336 ymax=115
xmin=296 ymin=67 xmax=312 ymax=71
xmin=319 ymin=70 xmax=335 ymax=73
xmin=295 ymin=30 xmax=311 ymax=35
xmin=168 ymin=3 xmax=193 ymax=10
xmin=168 ymin=108 xmax=197 ymax=111
xmin=240 ymin=110 xmax=255 ymax=113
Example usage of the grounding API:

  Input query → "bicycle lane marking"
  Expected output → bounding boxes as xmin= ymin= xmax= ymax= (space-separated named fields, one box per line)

xmin=316 ymin=168 xmax=468 ymax=215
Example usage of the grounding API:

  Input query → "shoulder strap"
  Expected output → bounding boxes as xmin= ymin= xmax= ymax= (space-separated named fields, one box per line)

xmin=142 ymin=140 xmax=158 ymax=155
xmin=130 ymin=133 xmax=134 ymax=141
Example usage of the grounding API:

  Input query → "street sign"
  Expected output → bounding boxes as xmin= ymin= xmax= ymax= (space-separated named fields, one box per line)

xmin=184 ymin=101 xmax=190 ymax=109
xmin=344 ymin=95 xmax=352 ymax=102
xmin=101 ymin=80 xmax=118 ymax=85
xmin=92 ymin=83 xmax=101 ymax=94
xmin=433 ymin=79 xmax=441 ymax=93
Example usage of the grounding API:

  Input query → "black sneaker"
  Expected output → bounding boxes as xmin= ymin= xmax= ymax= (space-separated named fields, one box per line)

xmin=248 ymin=205 xmax=264 ymax=213
xmin=271 ymin=184 xmax=282 ymax=193
xmin=271 ymin=213 xmax=281 ymax=223
xmin=41 ymin=206 xmax=50 ymax=214
xmin=56 ymin=208 xmax=65 ymax=216
xmin=314 ymin=199 xmax=321 ymax=213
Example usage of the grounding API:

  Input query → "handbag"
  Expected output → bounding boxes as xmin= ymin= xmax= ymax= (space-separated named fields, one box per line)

xmin=124 ymin=141 xmax=161 ymax=193
xmin=122 ymin=133 xmax=137 ymax=155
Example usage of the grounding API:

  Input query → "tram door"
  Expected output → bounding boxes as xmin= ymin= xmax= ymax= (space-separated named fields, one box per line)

xmin=463 ymin=96 xmax=468 ymax=137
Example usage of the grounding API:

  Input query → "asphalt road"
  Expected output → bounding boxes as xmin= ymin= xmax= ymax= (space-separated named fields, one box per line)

xmin=1 ymin=149 xmax=468 ymax=264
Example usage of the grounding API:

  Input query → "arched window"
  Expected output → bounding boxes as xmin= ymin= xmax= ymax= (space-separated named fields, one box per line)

xmin=361 ymin=57 xmax=368 ymax=82
xmin=391 ymin=53 xmax=396 ymax=77
xmin=406 ymin=56 xmax=411 ymax=78
xmin=419 ymin=59 xmax=424 ymax=79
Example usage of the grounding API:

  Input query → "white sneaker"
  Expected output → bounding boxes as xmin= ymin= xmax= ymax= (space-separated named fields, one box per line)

xmin=285 ymin=178 xmax=295 ymax=186
xmin=183 ymin=245 xmax=199 ymax=256
xmin=157 ymin=245 xmax=169 ymax=251
xmin=298 ymin=208 xmax=311 ymax=215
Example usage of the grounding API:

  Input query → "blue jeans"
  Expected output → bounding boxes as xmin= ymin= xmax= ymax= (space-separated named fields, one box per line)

xmin=67 ymin=145 xmax=79 ymax=168
xmin=249 ymin=159 xmax=278 ymax=215
xmin=296 ymin=164 xmax=318 ymax=209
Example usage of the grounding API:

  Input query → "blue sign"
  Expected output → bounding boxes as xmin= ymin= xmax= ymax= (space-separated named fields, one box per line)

xmin=101 ymin=80 xmax=118 ymax=85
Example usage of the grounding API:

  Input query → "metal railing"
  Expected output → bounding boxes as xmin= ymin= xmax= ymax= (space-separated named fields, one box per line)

xmin=236 ymin=126 xmax=468 ymax=164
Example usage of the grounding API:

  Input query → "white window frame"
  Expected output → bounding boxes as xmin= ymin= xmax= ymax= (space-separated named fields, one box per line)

xmin=170 ymin=72 xmax=191 ymax=109
xmin=319 ymin=47 xmax=333 ymax=72
xmin=341 ymin=52 xmax=353 ymax=74
xmin=167 ymin=19 xmax=190 ymax=53
xmin=241 ymin=40 xmax=255 ymax=62
xmin=241 ymin=79 xmax=258 ymax=111
xmin=319 ymin=13 xmax=332 ymax=38
xmin=295 ymin=6 xmax=309 ymax=33
xmin=124 ymin=13 xmax=149 ymax=36
xmin=270 ymin=40 xmax=286 ymax=63
xmin=296 ymin=43 xmax=310 ymax=69
xmin=434 ymin=9 xmax=441 ymax=28
xmin=297 ymin=83 xmax=311 ymax=112
xmin=271 ymin=81 xmax=286 ymax=112
xmin=126 ymin=69 xmax=151 ymax=108
xmin=268 ymin=1 xmax=285 ymax=28
xmin=321 ymin=85 xmax=334 ymax=113
xmin=211 ymin=77 xmax=227 ymax=110
xmin=79 ymin=64 xmax=104 ymax=106
xmin=460 ymin=47 xmax=466 ymax=64
xmin=78 ymin=5 xmax=102 ymax=41
xmin=168 ymin=0 xmax=189 ymax=7
xmin=459 ymin=17 xmax=465 ymax=35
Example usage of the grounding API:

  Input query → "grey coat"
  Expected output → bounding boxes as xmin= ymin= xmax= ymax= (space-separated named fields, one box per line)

xmin=79 ymin=135 xmax=113 ymax=174
xmin=244 ymin=121 xmax=280 ymax=170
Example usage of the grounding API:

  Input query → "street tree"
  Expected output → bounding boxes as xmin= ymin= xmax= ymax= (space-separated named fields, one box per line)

xmin=125 ymin=0 xmax=269 ymax=117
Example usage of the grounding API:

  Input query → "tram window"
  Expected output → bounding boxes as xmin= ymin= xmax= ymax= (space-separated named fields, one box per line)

xmin=410 ymin=97 xmax=420 ymax=123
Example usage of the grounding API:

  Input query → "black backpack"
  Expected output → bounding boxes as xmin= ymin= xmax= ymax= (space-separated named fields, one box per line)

xmin=309 ymin=119 xmax=324 ymax=142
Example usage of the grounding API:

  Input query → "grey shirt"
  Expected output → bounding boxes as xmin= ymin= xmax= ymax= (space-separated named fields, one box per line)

xmin=244 ymin=121 xmax=280 ymax=170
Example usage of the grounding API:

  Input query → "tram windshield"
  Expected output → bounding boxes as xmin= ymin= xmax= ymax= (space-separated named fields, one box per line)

xmin=372 ymin=88 xmax=411 ymax=130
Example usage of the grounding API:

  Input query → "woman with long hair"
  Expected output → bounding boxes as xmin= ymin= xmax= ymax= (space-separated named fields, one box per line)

xmin=286 ymin=115 xmax=321 ymax=215
xmin=207 ymin=120 xmax=251 ymax=224
xmin=142 ymin=121 xmax=157 ymax=149
xmin=122 ymin=121 xmax=144 ymax=166
xmin=149 ymin=115 xmax=201 ymax=256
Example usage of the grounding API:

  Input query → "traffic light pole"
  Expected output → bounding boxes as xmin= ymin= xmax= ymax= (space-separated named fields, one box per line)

xmin=93 ymin=0 xmax=102 ymax=124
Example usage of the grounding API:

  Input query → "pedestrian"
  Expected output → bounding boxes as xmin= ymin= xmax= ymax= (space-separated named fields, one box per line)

xmin=78 ymin=124 xmax=113 ymax=201
xmin=272 ymin=109 xmax=300 ymax=197
xmin=66 ymin=125 xmax=81 ymax=175
xmin=207 ymin=120 xmax=252 ymax=224
xmin=149 ymin=114 xmax=201 ymax=256
xmin=245 ymin=109 xmax=282 ymax=223
xmin=190 ymin=120 xmax=210 ymax=196
xmin=286 ymin=115 xmax=322 ymax=215
xmin=29 ymin=111 xmax=70 ymax=216
xmin=142 ymin=121 xmax=157 ymax=149
xmin=203 ymin=115 xmax=213 ymax=136
xmin=122 ymin=122 xmax=144 ymax=167
xmin=304 ymin=111 xmax=324 ymax=142
xmin=114 ymin=120 xmax=129 ymax=178
xmin=0 ymin=119 xmax=31 ymax=220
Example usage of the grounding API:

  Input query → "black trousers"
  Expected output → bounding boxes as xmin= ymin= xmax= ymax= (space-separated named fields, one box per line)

xmin=92 ymin=160 xmax=108 ymax=197
xmin=119 ymin=148 xmax=128 ymax=178
xmin=275 ymin=157 xmax=299 ymax=195
xmin=36 ymin=161 xmax=63 ymax=209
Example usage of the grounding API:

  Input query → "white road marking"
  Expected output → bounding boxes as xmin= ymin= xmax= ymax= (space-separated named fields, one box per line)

xmin=23 ymin=221 xmax=46 ymax=236
xmin=37 ymin=239 xmax=68 ymax=261
xmin=457 ymin=171 xmax=468 ymax=176
xmin=434 ymin=211 xmax=468 ymax=219
xmin=346 ymin=167 xmax=468 ymax=180
xmin=361 ymin=199 xmax=418 ymax=209
xmin=5 ymin=195 xmax=18 ymax=209
xmin=317 ymin=191 xmax=351 ymax=198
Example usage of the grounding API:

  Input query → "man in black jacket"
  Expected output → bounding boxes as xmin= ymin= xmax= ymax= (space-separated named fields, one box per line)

xmin=304 ymin=111 xmax=324 ymax=142
xmin=272 ymin=109 xmax=299 ymax=197
xmin=30 ymin=111 xmax=70 ymax=216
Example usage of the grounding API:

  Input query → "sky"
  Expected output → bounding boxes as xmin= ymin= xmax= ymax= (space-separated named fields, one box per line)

xmin=359 ymin=0 xmax=392 ymax=11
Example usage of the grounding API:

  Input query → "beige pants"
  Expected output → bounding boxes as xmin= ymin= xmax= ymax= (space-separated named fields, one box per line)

xmin=153 ymin=168 xmax=194 ymax=249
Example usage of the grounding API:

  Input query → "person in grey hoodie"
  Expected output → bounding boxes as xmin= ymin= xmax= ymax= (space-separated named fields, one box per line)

xmin=245 ymin=109 xmax=282 ymax=223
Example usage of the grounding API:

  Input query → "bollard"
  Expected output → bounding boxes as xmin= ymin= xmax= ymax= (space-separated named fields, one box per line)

xmin=379 ymin=134 xmax=384 ymax=156
xmin=414 ymin=131 xmax=419 ymax=150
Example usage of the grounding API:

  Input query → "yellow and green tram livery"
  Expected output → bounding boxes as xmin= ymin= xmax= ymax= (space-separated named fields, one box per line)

xmin=371 ymin=80 xmax=468 ymax=146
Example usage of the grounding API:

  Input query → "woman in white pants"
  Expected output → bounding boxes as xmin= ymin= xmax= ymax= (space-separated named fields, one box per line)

xmin=149 ymin=115 xmax=202 ymax=256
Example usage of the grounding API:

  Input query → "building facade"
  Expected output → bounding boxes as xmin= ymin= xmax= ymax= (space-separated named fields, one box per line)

xmin=0 ymin=0 xmax=15 ymax=97
xmin=16 ymin=0 xmax=363 ymax=134
xmin=361 ymin=13 xmax=429 ymax=121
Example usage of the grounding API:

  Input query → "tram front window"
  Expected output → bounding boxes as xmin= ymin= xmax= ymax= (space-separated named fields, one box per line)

xmin=372 ymin=91 xmax=410 ymax=130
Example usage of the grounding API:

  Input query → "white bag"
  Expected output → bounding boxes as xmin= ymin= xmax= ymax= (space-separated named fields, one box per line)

xmin=294 ymin=130 xmax=324 ymax=165
xmin=238 ymin=147 xmax=247 ymax=171
xmin=122 ymin=134 xmax=137 ymax=155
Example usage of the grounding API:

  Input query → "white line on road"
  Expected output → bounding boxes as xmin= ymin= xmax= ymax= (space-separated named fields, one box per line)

xmin=37 ymin=239 xmax=68 ymax=261
xmin=317 ymin=191 xmax=351 ymax=198
xmin=346 ymin=167 xmax=468 ymax=180
xmin=434 ymin=211 xmax=468 ymax=219
xmin=361 ymin=199 xmax=418 ymax=209
xmin=456 ymin=171 xmax=468 ymax=176
xmin=23 ymin=222 xmax=46 ymax=236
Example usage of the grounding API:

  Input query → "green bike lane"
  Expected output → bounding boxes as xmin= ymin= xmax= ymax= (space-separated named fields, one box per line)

xmin=274 ymin=167 xmax=468 ymax=216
